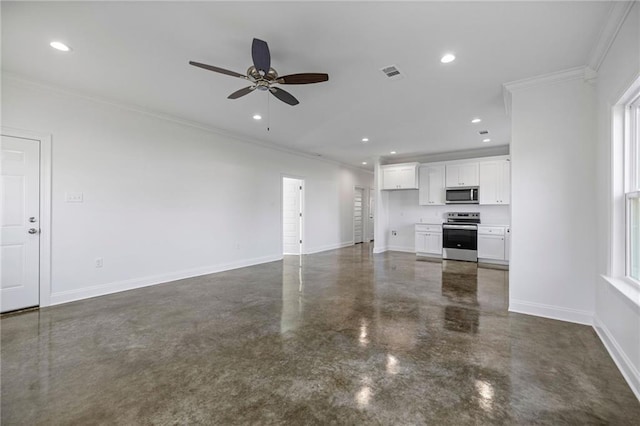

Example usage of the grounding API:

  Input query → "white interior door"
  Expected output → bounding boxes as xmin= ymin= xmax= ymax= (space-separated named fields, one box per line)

xmin=368 ymin=189 xmax=374 ymax=242
xmin=283 ymin=177 xmax=302 ymax=255
xmin=1 ymin=135 xmax=40 ymax=312
xmin=354 ymin=187 xmax=364 ymax=244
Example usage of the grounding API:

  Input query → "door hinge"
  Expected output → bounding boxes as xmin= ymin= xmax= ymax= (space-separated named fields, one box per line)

xmin=299 ymin=212 xmax=302 ymax=217
xmin=299 ymin=240 xmax=302 ymax=244
xmin=299 ymin=186 xmax=302 ymax=190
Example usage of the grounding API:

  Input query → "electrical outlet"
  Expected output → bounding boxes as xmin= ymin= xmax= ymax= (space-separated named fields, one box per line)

xmin=95 ymin=257 xmax=103 ymax=268
xmin=65 ymin=192 xmax=83 ymax=203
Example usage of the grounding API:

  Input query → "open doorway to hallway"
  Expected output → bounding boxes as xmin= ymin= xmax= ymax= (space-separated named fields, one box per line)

xmin=282 ymin=177 xmax=304 ymax=255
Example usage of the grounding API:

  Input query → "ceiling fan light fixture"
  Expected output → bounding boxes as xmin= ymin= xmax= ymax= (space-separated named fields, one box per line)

xmin=253 ymin=114 xmax=262 ymax=120
xmin=50 ymin=41 xmax=71 ymax=52
xmin=362 ymin=162 xmax=367 ymax=165
xmin=440 ymin=53 xmax=456 ymax=64
xmin=362 ymin=138 xmax=369 ymax=143
xmin=390 ymin=151 xmax=397 ymax=155
xmin=471 ymin=118 xmax=481 ymax=124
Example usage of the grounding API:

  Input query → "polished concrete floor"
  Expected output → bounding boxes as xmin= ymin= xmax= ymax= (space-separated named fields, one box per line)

xmin=2 ymin=244 xmax=639 ymax=424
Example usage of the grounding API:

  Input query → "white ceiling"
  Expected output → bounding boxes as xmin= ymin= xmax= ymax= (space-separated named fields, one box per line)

xmin=1 ymin=1 xmax=611 ymax=169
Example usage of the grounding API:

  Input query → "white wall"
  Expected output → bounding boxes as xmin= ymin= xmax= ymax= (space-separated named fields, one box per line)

xmin=385 ymin=190 xmax=510 ymax=252
xmin=1 ymin=77 xmax=373 ymax=305
xmin=509 ymin=78 xmax=597 ymax=325
xmin=593 ymin=3 xmax=640 ymax=399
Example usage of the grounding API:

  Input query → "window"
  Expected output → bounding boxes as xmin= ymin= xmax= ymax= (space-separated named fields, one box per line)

xmin=628 ymin=101 xmax=640 ymax=280
xmin=625 ymin=94 xmax=640 ymax=281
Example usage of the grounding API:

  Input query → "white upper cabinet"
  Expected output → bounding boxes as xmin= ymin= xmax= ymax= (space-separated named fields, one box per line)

xmin=479 ymin=159 xmax=511 ymax=205
xmin=418 ymin=165 xmax=445 ymax=205
xmin=445 ymin=162 xmax=479 ymax=187
xmin=381 ymin=163 xmax=419 ymax=190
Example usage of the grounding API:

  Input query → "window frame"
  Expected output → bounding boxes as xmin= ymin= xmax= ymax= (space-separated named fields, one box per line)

xmin=623 ymin=92 xmax=640 ymax=283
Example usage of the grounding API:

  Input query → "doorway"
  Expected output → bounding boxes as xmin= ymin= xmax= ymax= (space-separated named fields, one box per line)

xmin=282 ymin=177 xmax=304 ymax=255
xmin=1 ymin=131 xmax=51 ymax=313
xmin=354 ymin=187 xmax=364 ymax=244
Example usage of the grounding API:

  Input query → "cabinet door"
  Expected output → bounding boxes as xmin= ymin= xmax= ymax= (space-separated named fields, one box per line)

xmin=459 ymin=163 xmax=479 ymax=186
xmin=415 ymin=232 xmax=428 ymax=253
xmin=428 ymin=166 xmax=445 ymax=204
xmin=419 ymin=165 xmax=445 ymax=205
xmin=445 ymin=165 xmax=460 ymax=187
xmin=382 ymin=167 xmax=398 ymax=190
xmin=418 ymin=166 xmax=430 ymax=205
xmin=479 ymin=161 xmax=500 ymax=205
xmin=478 ymin=235 xmax=505 ymax=260
xmin=426 ymin=232 xmax=443 ymax=254
xmin=499 ymin=160 xmax=511 ymax=204
xmin=397 ymin=166 xmax=417 ymax=189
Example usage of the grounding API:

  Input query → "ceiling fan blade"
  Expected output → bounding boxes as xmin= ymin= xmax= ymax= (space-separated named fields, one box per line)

xmin=227 ymin=86 xmax=256 ymax=99
xmin=269 ymin=87 xmax=299 ymax=106
xmin=189 ymin=61 xmax=247 ymax=79
xmin=251 ymin=38 xmax=271 ymax=74
xmin=277 ymin=73 xmax=329 ymax=85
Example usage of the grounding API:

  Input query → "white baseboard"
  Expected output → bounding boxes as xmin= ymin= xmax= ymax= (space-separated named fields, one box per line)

xmin=372 ymin=245 xmax=387 ymax=254
xmin=49 ymin=254 xmax=283 ymax=306
xmin=593 ymin=316 xmax=640 ymax=401
xmin=386 ymin=245 xmax=415 ymax=253
xmin=304 ymin=241 xmax=353 ymax=255
xmin=509 ymin=299 xmax=593 ymax=326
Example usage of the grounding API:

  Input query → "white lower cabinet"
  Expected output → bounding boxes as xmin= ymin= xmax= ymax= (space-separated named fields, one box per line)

xmin=477 ymin=226 xmax=507 ymax=263
xmin=415 ymin=224 xmax=442 ymax=257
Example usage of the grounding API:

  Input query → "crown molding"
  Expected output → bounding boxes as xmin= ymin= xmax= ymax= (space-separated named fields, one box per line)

xmin=502 ymin=66 xmax=596 ymax=116
xmin=384 ymin=145 xmax=509 ymax=165
xmin=588 ymin=1 xmax=635 ymax=72
xmin=1 ymin=72 xmax=373 ymax=175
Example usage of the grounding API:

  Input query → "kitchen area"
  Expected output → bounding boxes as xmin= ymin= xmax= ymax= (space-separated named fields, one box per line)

xmin=379 ymin=155 xmax=511 ymax=268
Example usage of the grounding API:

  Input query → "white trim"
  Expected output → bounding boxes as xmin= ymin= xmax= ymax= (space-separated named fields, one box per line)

xmin=509 ymin=299 xmax=593 ymax=326
xmin=1 ymin=127 xmax=52 ymax=308
xmin=372 ymin=246 xmax=387 ymax=254
xmin=502 ymin=66 xmax=593 ymax=115
xmin=587 ymin=1 xmax=636 ymax=72
xmin=3 ymin=73 xmax=373 ymax=176
xmin=601 ymin=275 xmax=640 ymax=309
xmin=593 ymin=315 xmax=640 ymax=401
xmin=49 ymin=254 xmax=282 ymax=306
xmin=304 ymin=241 xmax=353 ymax=255
xmin=386 ymin=245 xmax=415 ymax=253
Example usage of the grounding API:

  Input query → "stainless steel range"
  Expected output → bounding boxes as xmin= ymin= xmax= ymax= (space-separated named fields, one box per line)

xmin=442 ymin=212 xmax=480 ymax=262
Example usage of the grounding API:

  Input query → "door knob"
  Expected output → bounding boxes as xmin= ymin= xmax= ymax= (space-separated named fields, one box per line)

xmin=28 ymin=228 xmax=39 ymax=234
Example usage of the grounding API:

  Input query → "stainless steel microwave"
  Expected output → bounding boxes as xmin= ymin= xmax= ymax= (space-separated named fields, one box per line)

xmin=445 ymin=187 xmax=479 ymax=204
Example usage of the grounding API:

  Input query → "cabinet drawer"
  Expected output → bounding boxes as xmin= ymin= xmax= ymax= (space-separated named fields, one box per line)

xmin=478 ymin=226 xmax=505 ymax=236
xmin=415 ymin=224 xmax=442 ymax=233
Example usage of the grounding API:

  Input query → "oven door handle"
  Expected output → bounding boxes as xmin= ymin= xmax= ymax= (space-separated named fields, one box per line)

xmin=442 ymin=224 xmax=478 ymax=230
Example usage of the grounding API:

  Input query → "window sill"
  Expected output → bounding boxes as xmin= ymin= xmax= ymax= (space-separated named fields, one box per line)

xmin=601 ymin=275 xmax=640 ymax=308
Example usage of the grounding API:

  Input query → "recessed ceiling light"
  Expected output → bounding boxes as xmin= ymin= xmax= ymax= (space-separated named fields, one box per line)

xmin=471 ymin=118 xmax=482 ymax=124
xmin=440 ymin=53 xmax=456 ymax=64
xmin=50 ymin=41 xmax=71 ymax=52
xmin=362 ymin=138 xmax=369 ymax=143
xmin=482 ymin=138 xmax=491 ymax=143
xmin=253 ymin=114 xmax=262 ymax=120
xmin=390 ymin=151 xmax=397 ymax=154
xmin=362 ymin=162 xmax=367 ymax=165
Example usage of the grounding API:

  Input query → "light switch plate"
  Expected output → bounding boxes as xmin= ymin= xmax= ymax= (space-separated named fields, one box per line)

xmin=65 ymin=192 xmax=83 ymax=203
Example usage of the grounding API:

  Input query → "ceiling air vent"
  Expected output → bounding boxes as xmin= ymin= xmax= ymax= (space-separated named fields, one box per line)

xmin=381 ymin=65 xmax=403 ymax=80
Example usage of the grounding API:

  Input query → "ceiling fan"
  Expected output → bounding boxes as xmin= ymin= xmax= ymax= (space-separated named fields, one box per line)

xmin=189 ymin=38 xmax=329 ymax=106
